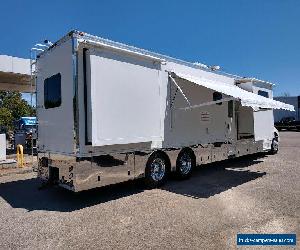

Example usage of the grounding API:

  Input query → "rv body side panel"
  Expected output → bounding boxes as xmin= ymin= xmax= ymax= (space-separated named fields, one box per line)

xmin=252 ymin=83 xmax=275 ymax=149
xmin=252 ymin=83 xmax=273 ymax=99
xmin=76 ymin=44 xmax=166 ymax=156
xmin=36 ymin=39 xmax=74 ymax=155
xmin=88 ymin=49 xmax=162 ymax=146
xmin=77 ymin=47 xmax=152 ymax=156
xmin=253 ymin=109 xmax=274 ymax=149
xmin=237 ymin=81 xmax=275 ymax=149
xmin=162 ymin=77 xmax=235 ymax=148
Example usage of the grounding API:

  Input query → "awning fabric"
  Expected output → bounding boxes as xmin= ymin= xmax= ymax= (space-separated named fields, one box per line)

xmin=172 ymin=72 xmax=294 ymax=111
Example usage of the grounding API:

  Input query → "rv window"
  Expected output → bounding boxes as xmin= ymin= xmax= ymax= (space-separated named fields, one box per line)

xmin=213 ymin=92 xmax=222 ymax=105
xmin=258 ymin=90 xmax=269 ymax=98
xmin=228 ymin=100 xmax=233 ymax=117
xmin=44 ymin=73 xmax=62 ymax=109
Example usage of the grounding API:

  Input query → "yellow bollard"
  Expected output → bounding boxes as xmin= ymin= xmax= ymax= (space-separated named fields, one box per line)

xmin=16 ymin=144 xmax=24 ymax=168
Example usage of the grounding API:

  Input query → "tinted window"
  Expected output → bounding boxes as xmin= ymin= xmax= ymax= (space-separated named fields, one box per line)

xmin=228 ymin=100 xmax=233 ymax=118
xmin=258 ymin=90 xmax=269 ymax=98
xmin=44 ymin=73 xmax=61 ymax=109
xmin=213 ymin=92 xmax=222 ymax=105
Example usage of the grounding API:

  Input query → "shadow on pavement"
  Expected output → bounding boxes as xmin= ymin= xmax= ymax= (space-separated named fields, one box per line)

xmin=0 ymin=154 xmax=267 ymax=212
xmin=162 ymin=154 xmax=266 ymax=199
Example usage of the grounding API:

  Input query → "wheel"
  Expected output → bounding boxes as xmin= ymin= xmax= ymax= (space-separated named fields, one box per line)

xmin=270 ymin=137 xmax=279 ymax=154
xmin=175 ymin=149 xmax=195 ymax=179
xmin=145 ymin=152 xmax=168 ymax=188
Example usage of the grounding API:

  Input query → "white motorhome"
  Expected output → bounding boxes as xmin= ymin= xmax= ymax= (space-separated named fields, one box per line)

xmin=36 ymin=31 xmax=294 ymax=192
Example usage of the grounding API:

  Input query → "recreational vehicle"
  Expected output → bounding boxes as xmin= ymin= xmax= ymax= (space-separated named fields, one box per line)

xmin=36 ymin=31 xmax=294 ymax=192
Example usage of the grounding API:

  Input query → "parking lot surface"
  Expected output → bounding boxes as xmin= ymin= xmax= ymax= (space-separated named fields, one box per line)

xmin=0 ymin=132 xmax=299 ymax=249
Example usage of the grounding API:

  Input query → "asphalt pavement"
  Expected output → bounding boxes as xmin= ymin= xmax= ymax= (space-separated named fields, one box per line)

xmin=0 ymin=132 xmax=299 ymax=249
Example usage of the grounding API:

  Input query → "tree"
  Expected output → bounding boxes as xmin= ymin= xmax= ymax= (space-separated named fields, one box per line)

xmin=0 ymin=91 xmax=35 ymax=131
xmin=0 ymin=107 xmax=13 ymax=130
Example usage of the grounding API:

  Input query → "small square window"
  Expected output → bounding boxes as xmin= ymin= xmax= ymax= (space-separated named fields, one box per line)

xmin=213 ymin=92 xmax=222 ymax=105
xmin=44 ymin=73 xmax=61 ymax=109
xmin=258 ymin=90 xmax=269 ymax=98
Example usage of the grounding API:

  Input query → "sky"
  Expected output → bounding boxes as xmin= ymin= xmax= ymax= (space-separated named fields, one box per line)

xmin=1 ymin=0 xmax=299 ymax=102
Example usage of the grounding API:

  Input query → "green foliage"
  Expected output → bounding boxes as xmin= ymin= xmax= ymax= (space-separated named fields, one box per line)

xmin=0 ymin=91 xmax=35 ymax=131
xmin=0 ymin=107 xmax=13 ymax=130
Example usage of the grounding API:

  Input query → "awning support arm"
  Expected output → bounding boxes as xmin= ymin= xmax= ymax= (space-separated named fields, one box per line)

xmin=179 ymin=97 xmax=235 ymax=111
xmin=169 ymin=74 xmax=191 ymax=108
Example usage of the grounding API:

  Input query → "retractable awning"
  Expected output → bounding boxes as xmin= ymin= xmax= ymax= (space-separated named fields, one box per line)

xmin=171 ymin=72 xmax=294 ymax=111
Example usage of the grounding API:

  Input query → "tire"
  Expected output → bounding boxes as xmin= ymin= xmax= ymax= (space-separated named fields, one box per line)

xmin=145 ymin=152 xmax=168 ymax=188
xmin=270 ymin=137 xmax=279 ymax=154
xmin=175 ymin=149 xmax=195 ymax=179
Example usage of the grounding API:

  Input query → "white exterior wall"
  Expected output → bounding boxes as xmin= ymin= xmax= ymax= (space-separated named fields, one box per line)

xmin=162 ymin=77 xmax=233 ymax=147
xmin=0 ymin=55 xmax=30 ymax=75
xmin=0 ymin=55 xmax=32 ymax=92
xmin=254 ymin=109 xmax=274 ymax=150
xmin=252 ymin=83 xmax=275 ymax=147
xmin=36 ymin=34 xmax=278 ymax=156
xmin=76 ymin=45 xmax=169 ymax=156
xmin=36 ymin=39 xmax=75 ymax=154
xmin=87 ymin=48 xmax=163 ymax=147
xmin=75 ymin=50 xmax=237 ymax=154
xmin=159 ymin=61 xmax=236 ymax=147
xmin=238 ymin=81 xmax=275 ymax=148
xmin=238 ymin=82 xmax=253 ymax=92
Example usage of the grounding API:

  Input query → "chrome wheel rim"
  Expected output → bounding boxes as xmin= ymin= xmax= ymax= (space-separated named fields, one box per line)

xmin=179 ymin=153 xmax=192 ymax=175
xmin=150 ymin=158 xmax=166 ymax=181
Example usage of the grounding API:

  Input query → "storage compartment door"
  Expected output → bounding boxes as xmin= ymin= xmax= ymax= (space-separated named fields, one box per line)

xmin=87 ymin=48 xmax=162 ymax=146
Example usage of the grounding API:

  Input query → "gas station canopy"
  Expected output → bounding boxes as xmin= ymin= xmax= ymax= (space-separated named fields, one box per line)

xmin=0 ymin=55 xmax=33 ymax=92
